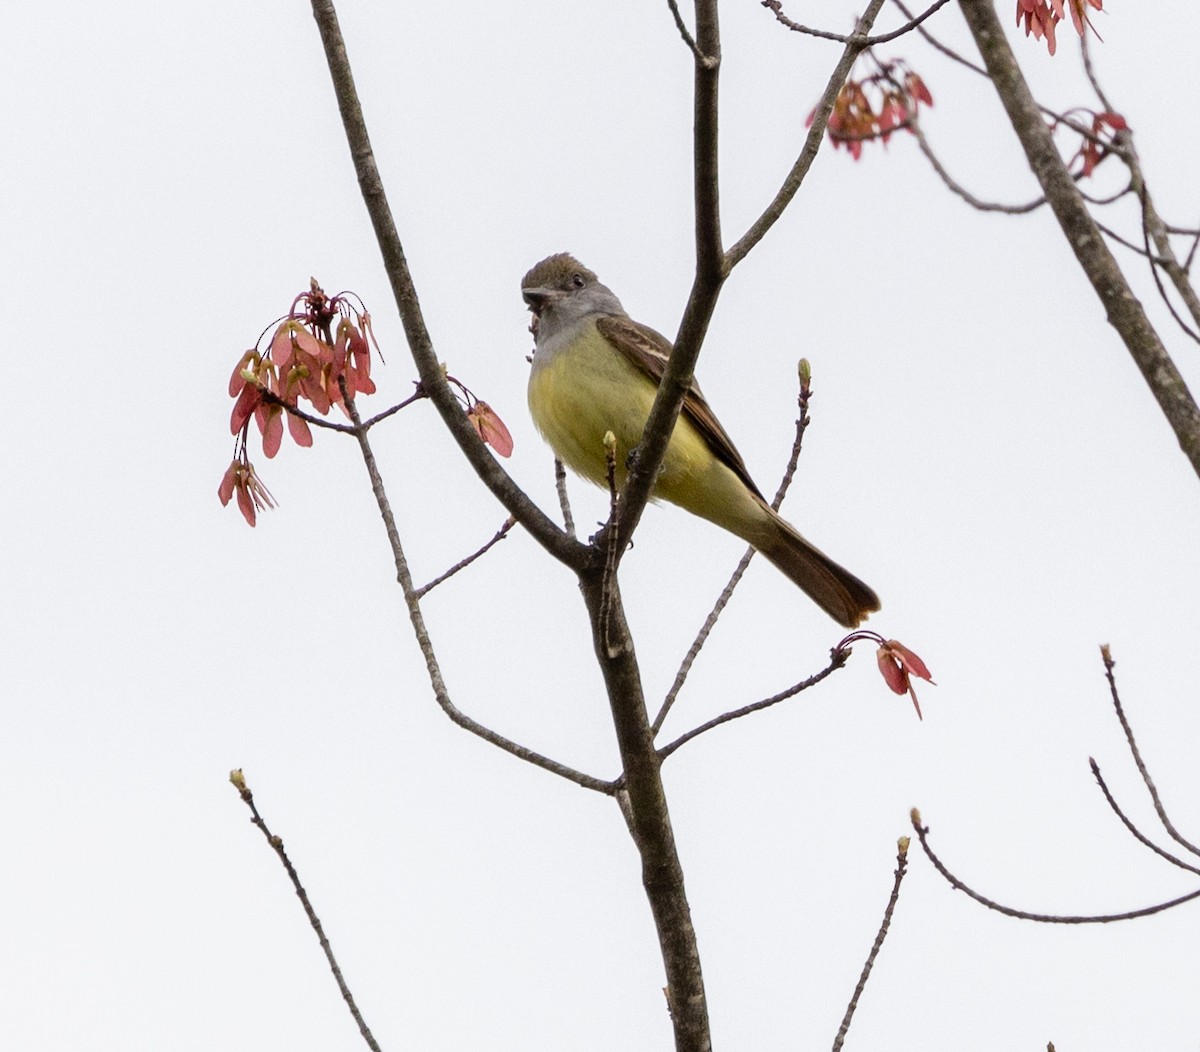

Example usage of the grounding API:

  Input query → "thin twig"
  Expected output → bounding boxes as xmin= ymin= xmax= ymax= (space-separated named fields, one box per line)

xmin=1100 ymin=645 xmax=1200 ymax=858
xmin=761 ymin=0 xmax=952 ymax=46
xmin=1077 ymin=182 xmax=1133 ymax=208
xmin=600 ymin=433 xmax=621 ymax=658
xmin=911 ymin=808 xmax=1200 ymax=923
xmin=652 ymin=364 xmax=813 ymax=735
xmin=360 ymin=385 xmax=429 ymax=429
xmin=1183 ymin=226 xmax=1200 ymax=273
xmin=1079 ymin=31 xmax=1115 ymax=114
xmin=868 ymin=0 xmax=953 ymax=44
xmin=831 ymin=838 xmax=911 ymax=1052
xmin=658 ymin=648 xmax=848 ymax=761
xmin=894 ymin=0 xmax=986 ymax=74
xmin=338 ymin=377 xmax=613 ymax=794
xmin=554 ymin=458 xmax=576 ymax=538
xmin=653 ymin=546 xmax=757 ymax=736
xmin=414 ymin=516 xmax=517 ymax=599
xmin=260 ymin=388 xmax=357 ymax=433
xmin=1136 ymin=182 xmax=1200 ymax=346
xmin=913 ymin=123 xmax=1046 ymax=214
xmin=1089 ymin=758 xmax=1200 ymax=877
xmin=1094 ymin=219 xmax=1171 ymax=262
xmin=230 ymin=770 xmax=383 ymax=1052
xmin=727 ymin=0 xmax=887 ymax=268
xmin=666 ymin=0 xmax=716 ymax=67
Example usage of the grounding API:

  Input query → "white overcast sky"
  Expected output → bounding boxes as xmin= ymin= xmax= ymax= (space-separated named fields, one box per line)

xmin=5 ymin=2 xmax=1200 ymax=1049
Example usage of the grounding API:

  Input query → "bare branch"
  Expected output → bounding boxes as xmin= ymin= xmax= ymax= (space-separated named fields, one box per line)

xmin=652 ymin=363 xmax=813 ymax=735
xmin=913 ymin=123 xmax=1046 ymax=214
xmin=654 ymin=545 xmax=756 ymax=736
xmin=230 ymin=771 xmax=383 ymax=1052
xmin=658 ymin=648 xmax=848 ymax=761
xmin=553 ymin=458 xmax=577 ymax=538
xmin=911 ymin=809 xmax=1200 ymax=923
xmin=760 ymin=0 xmax=952 ymax=45
xmin=895 ymin=0 xmax=987 ymax=75
xmin=414 ymin=516 xmax=517 ymax=600
xmin=1100 ymin=645 xmax=1200 ymax=859
xmin=831 ymin=838 xmax=911 ymax=1052
xmin=1077 ymin=183 xmax=1134 ymax=207
xmin=600 ymin=432 xmax=621 ymax=658
xmin=360 ymin=384 xmax=431 ymax=429
xmin=1089 ymin=758 xmax=1200 ymax=877
xmin=1183 ymin=226 xmax=1200 ymax=273
xmin=727 ymin=0 xmax=888 ymax=269
xmin=666 ymin=0 xmax=717 ymax=67
xmin=576 ymin=564 xmax=713 ymax=1048
xmin=601 ymin=0 xmax=728 ymax=566
xmin=338 ymin=381 xmax=613 ymax=794
xmin=308 ymin=0 xmax=585 ymax=571
xmin=1134 ymin=179 xmax=1200 ymax=345
xmin=260 ymin=387 xmax=357 ymax=433
xmin=958 ymin=0 xmax=1200 ymax=479
xmin=1078 ymin=35 xmax=1200 ymax=339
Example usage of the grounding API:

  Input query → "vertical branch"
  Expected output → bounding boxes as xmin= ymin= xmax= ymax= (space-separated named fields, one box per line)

xmin=613 ymin=0 xmax=726 ymax=553
xmin=579 ymin=571 xmax=712 ymax=1052
xmin=692 ymin=0 xmax=723 ymax=282
xmin=958 ymin=0 xmax=1200 ymax=480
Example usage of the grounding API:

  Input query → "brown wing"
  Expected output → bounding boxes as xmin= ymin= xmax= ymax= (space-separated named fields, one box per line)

xmin=596 ymin=314 xmax=766 ymax=502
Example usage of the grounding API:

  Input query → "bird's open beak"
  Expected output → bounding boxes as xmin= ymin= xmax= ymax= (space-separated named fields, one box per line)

xmin=522 ymin=285 xmax=562 ymax=315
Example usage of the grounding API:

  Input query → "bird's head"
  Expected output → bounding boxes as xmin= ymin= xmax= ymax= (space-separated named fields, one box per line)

xmin=522 ymin=254 xmax=625 ymax=341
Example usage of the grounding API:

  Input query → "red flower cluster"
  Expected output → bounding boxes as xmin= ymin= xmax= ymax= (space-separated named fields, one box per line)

xmin=1016 ymin=0 xmax=1103 ymax=55
xmin=809 ymin=62 xmax=933 ymax=161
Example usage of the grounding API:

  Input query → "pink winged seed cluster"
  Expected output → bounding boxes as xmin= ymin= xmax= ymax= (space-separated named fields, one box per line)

xmin=808 ymin=64 xmax=933 ymax=161
xmin=1017 ymin=0 xmax=1103 ymax=55
xmin=839 ymin=631 xmax=935 ymax=720
xmin=219 ymin=282 xmax=512 ymax=527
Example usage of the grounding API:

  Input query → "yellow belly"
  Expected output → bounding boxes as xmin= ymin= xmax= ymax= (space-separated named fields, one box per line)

xmin=527 ymin=321 xmax=764 ymax=540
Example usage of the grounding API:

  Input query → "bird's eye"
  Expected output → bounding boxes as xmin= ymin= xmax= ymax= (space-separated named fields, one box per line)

xmin=571 ymin=273 xmax=585 ymax=288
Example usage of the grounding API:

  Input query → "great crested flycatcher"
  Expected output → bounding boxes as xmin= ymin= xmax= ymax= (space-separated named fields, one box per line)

xmin=522 ymin=253 xmax=880 ymax=628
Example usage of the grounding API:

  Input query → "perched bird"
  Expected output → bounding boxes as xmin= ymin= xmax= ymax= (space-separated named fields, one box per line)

xmin=522 ymin=253 xmax=880 ymax=628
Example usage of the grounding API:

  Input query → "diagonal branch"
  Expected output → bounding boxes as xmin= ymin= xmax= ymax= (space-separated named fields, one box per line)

xmin=414 ymin=516 xmax=517 ymax=599
xmin=727 ymin=0 xmax=888 ymax=269
xmin=308 ymin=0 xmax=586 ymax=571
xmin=1099 ymin=645 xmax=1200 ymax=859
xmin=761 ymin=0 xmax=951 ymax=46
xmin=831 ymin=838 xmax=911 ymax=1052
xmin=231 ymin=771 xmax=383 ymax=1052
xmin=653 ymin=363 xmax=813 ymax=735
xmin=913 ymin=122 xmax=1046 ymax=214
xmin=911 ymin=809 xmax=1200 ymax=923
xmin=340 ymin=381 xmax=614 ymax=794
xmin=666 ymin=0 xmax=717 ymax=67
xmin=658 ymin=648 xmax=848 ymax=761
xmin=957 ymin=0 xmax=1200 ymax=480
xmin=1089 ymin=758 xmax=1200 ymax=877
